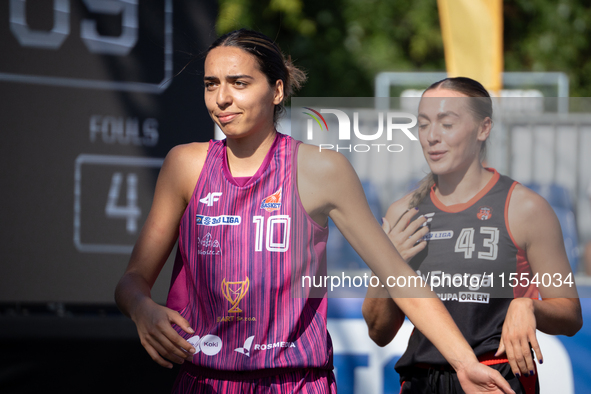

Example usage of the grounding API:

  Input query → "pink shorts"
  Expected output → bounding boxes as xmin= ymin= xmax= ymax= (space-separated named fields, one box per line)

xmin=172 ymin=363 xmax=337 ymax=394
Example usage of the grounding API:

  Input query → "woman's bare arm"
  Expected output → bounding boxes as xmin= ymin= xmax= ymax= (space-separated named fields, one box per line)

xmin=362 ymin=196 xmax=421 ymax=346
xmin=298 ymin=145 xmax=514 ymax=394
xmin=498 ymin=184 xmax=583 ymax=376
xmin=115 ymin=142 xmax=208 ymax=368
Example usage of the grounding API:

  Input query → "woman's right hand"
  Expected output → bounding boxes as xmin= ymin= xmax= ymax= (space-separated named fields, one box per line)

xmin=383 ymin=208 xmax=429 ymax=262
xmin=132 ymin=298 xmax=197 ymax=368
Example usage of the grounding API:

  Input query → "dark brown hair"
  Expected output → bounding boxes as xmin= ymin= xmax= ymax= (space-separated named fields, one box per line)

xmin=409 ymin=77 xmax=493 ymax=208
xmin=207 ymin=29 xmax=306 ymax=124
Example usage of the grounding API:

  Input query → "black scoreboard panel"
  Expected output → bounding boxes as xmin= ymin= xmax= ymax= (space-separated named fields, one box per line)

xmin=0 ymin=0 xmax=217 ymax=304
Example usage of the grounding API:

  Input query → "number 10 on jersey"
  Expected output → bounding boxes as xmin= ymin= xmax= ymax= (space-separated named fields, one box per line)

xmin=253 ymin=215 xmax=291 ymax=252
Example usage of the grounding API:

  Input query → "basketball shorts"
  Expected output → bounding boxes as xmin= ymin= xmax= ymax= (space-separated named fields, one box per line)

xmin=172 ymin=363 xmax=337 ymax=394
xmin=399 ymin=362 xmax=539 ymax=394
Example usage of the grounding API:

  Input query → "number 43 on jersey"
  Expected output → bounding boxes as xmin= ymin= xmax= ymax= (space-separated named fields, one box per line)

xmin=455 ymin=227 xmax=499 ymax=260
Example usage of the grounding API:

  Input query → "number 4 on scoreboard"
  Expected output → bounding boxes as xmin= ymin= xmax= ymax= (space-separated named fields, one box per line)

xmin=105 ymin=172 xmax=141 ymax=234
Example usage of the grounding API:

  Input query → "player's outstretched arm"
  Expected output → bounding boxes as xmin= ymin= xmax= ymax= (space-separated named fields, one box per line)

xmin=496 ymin=184 xmax=583 ymax=377
xmin=362 ymin=196 xmax=429 ymax=346
xmin=298 ymin=145 xmax=514 ymax=394
xmin=115 ymin=142 xmax=208 ymax=368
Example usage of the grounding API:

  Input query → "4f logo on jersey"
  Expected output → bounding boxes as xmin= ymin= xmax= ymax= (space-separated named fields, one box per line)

xmin=477 ymin=206 xmax=492 ymax=220
xmin=420 ymin=212 xmax=435 ymax=226
xmin=260 ymin=188 xmax=282 ymax=212
xmin=200 ymin=192 xmax=222 ymax=206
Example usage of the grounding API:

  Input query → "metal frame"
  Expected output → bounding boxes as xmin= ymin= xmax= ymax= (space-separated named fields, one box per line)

xmin=73 ymin=154 xmax=164 ymax=254
xmin=375 ymin=71 xmax=570 ymax=112
xmin=0 ymin=0 xmax=173 ymax=93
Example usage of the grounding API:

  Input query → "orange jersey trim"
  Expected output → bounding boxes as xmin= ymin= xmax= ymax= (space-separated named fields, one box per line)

xmin=504 ymin=181 xmax=523 ymax=252
xmin=430 ymin=168 xmax=500 ymax=213
xmin=504 ymin=181 xmax=540 ymax=299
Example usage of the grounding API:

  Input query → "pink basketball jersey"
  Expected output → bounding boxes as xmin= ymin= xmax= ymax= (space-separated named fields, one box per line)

xmin=167 ymin=133 xmax=332 ymax=372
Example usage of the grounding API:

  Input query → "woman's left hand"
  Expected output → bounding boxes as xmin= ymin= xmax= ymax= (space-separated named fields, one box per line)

xmin=456 ymin=361 xmax=516 ymax=394
xmin=495 ymin=298 xmax=543 ymax=378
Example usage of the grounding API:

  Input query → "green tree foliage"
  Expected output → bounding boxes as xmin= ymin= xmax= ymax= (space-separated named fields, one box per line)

xmin=216 ymin=0 xmax=591 ymax=97
xmin=504 ymin=0 xmax=591 ymax=97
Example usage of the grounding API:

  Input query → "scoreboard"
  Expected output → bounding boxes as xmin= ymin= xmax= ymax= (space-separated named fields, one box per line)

xmin=0 ymin=0 xmax=217 ymax=304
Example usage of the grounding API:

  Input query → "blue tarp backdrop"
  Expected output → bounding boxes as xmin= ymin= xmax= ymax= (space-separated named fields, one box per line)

xmin=327 ymin=296 xmax=591 ymax=394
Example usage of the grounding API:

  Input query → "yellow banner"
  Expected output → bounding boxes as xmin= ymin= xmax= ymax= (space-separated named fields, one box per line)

xmin=437 ymin=0 xmax=503 ymax=92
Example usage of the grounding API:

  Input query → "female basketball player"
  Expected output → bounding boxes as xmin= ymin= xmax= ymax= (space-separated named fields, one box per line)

xmin=362 ymin=77 xmax=582 ymax=394
xmin=115 ymin=31 xmax=515 ymax=393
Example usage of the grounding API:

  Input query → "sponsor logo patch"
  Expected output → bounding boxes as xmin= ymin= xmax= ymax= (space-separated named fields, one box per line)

xmin=196 ymin=215 xmax=241 ymax=226
xmin=477 ymin=206 xmax=492 ymax=220
xmin=420 ymin=212 xmax=435 ymax=227
xmin=186 ymin=334 xmax=223 ymax=356
xmin=459 ymin=292 xmax=490 ymax=303
xmin=197 ymin=233 xmax=221 ymax=256
xmin=221 ymin=277 xmax=249 ymax=313
xmin=200 ymin=192 xmax=222 ymax=206
xmin=421 ymin=230 xmax=454 ymax=241
xmin=234 ymin=336 xmax=296 ymax=356
xmin=235 ymin=335 xmax=255 ymax=357
xmin=260 ymin=188 xmax=282 ymax=212
xmin=254 ymin=341 xmax=297 ymax=351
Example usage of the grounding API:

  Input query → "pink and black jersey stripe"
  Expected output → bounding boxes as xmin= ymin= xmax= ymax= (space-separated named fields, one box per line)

xmin=167 ymin=133 xmax=332 ymax=372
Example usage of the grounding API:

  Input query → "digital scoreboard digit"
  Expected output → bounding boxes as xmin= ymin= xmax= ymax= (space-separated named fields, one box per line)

xmin=1 ymin=0 xmax=172 ymax=92
xmin=0 ymin=1 xmax=216 ymax=304
xmin=74 ymin=155 xmax=164 ymax=254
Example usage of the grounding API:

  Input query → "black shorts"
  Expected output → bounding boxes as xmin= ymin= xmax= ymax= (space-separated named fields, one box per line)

xmin=399 ymin=362 xmax=539 ymax=394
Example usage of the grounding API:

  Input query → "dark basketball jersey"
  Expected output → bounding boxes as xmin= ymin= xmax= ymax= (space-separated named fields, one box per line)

xmin=396 ymin=169 xmax=539 ymax=375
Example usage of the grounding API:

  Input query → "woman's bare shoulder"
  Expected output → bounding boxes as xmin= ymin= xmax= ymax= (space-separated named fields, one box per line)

xmin=163 ymin=142 xmax=210 ymax=174
xmin=509 ymin=183 xmax=556 ymax=221
xmin=296 ymin=143 xmax=357 ymax=186
xmin=167 ymin=141 xmax=210 ymax=162
xmin=160 ymin=142 xmax=211 ymax=202
xmin=297 ymin=143 xmax=349 ymax=172
xmin=508 ymin=182 xmax=561 ymax=249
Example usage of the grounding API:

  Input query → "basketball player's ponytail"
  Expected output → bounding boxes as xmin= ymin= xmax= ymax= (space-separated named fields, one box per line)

xmin=409 ymin=173 xmax=437 ymax=209
xmin=408 ymin=77 xmax=493 ymax=209
xmin=207 ymin=29 xmax=307 ymax=125
xmin=284 ymin=55 xmax=307 ymax=100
